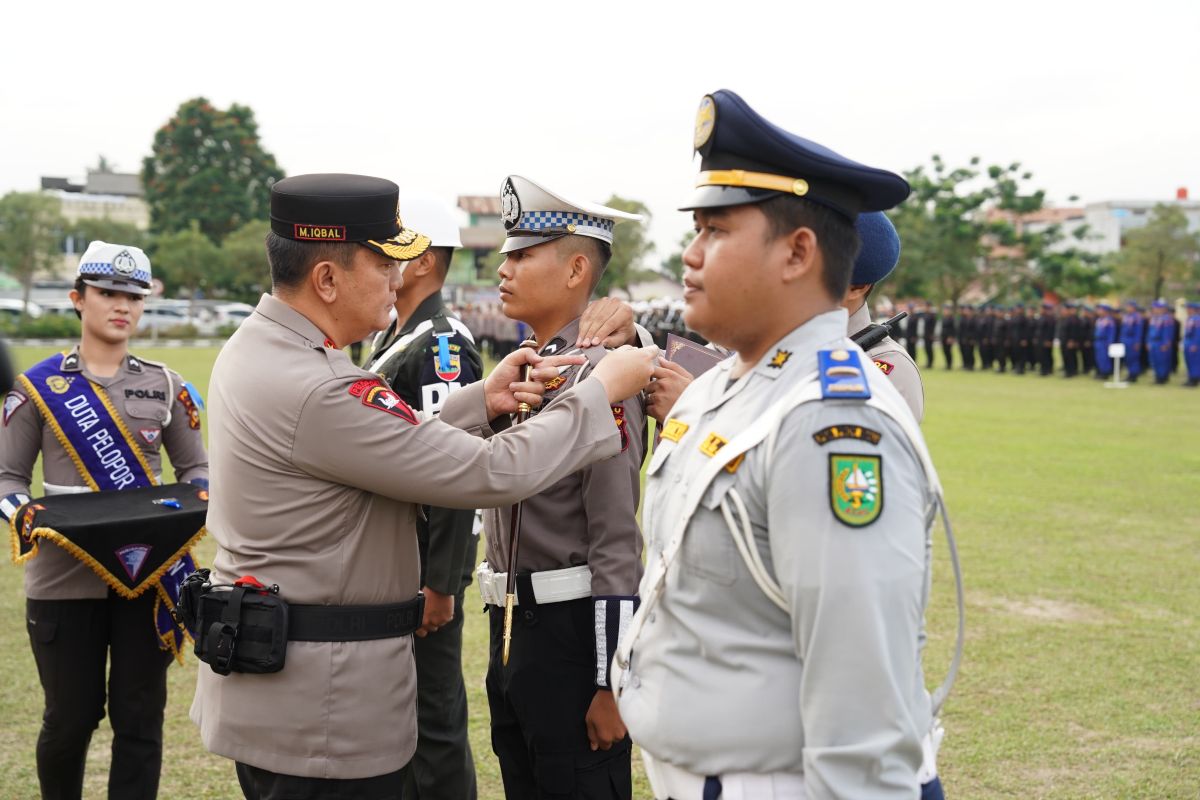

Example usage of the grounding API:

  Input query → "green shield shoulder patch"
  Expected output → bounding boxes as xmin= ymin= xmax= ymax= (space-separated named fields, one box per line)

xmin=829 ymin=453 xmax=883 ymax=527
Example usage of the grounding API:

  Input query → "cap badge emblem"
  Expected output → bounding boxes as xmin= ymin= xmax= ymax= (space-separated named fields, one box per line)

xmin=501 ymin=178 xmax=521 ymax=229
xmin=113 ymin=250 xmax=137 ymax=277
xmin=694 ymin=95 xmax=716 ymax=150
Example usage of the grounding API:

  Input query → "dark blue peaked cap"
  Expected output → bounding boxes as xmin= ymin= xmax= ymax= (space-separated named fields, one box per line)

xmin=851 ymin=212 xmax=900 ymax=285
xmin=683 ymin=89 xmax=911 ymax=218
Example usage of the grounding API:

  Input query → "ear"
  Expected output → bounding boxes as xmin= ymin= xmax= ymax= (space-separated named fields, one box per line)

xmin=310 ymin=260 xmax=339 ymax=304
xmin=779 ymin=226 xmax=821 ymax=285
xmin=845 ymin=284 xmax=872 ymax=304
xmin=564 ymin=251 xmax=590 ymax=290
xmin=68 ymin=289 xmax=83 ymax=312
xmin=409 ymin=251 xmax=436 ymax=278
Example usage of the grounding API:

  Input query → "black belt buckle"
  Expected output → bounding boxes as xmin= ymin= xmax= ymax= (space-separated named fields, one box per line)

xmin=209 ymin=621 xmax=238 ymax=676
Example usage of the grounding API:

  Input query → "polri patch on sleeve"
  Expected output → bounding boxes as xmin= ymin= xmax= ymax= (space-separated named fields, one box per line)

xmin=3 ymin=391 xmax=27 ymax=426
xmin=812 ymin=424 xmax=882 ymax=446
xmin=873 ymin=359 xmax=894 ymax=375
xmin=829 ymin=453 xmax=883 ymax=527
xmin=818 ymin=349 xmax=871 ymax=399
xmin=349 ymin=379 xmax=418 ymax=425
xmin=612 ymin=405 xmax=629 ymax=452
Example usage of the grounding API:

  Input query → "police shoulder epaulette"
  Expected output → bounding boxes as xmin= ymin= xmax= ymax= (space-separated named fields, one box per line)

xmin=818 ymin=348 xmax=871 ymax=400
xmin=127 ymin=353 xmax=168 ymax=373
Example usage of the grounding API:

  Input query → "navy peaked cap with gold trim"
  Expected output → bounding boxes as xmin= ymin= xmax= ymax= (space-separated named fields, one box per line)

xmin=684 ymin=89 xmax=911 ymax=219
xmin=851 ymin=212 xmax=901 ymax=285
xmin=270 ymin=173 xmax=431 ymax=261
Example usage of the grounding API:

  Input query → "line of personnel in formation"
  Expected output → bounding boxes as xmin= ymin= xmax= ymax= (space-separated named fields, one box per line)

xmin=877 ymin=299 xmax=1200 ymax=385
xmin=3 ymin=88 xmax=961 ymax=800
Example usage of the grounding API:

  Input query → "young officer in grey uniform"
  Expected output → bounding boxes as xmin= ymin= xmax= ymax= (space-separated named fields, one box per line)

xmin=363 ymin=194 xmax=481 ymax=800
xmin=190 ymin=173 xmax=656 ymax=800
xmin=475 ymin=175 xmax=647 ymax=799
xmin=612 ymin=90 xmax=946 ymax=800
xmin=0 ymin=241 xmax=209 ymax=799
xmin=843 ymin=211 xmax=925 ymax=422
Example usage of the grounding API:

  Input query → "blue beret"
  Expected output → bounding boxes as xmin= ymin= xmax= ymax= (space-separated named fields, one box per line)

xmin=850 ymin=212 xmax=900 ymax=285
xmin=1186 ymin=301 xmax=1200 ymax=310
xmin=1151 ymin=299 xmax=1168 ymax=309
xmin=1097 ymin=303 xmax=1113 ymax=311
xmin=683 ymin=90 xmax=910 ymax=219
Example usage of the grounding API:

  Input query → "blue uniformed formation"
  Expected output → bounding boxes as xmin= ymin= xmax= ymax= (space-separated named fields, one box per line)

xmin=889 ymin=298 xmax=1200 ymax=385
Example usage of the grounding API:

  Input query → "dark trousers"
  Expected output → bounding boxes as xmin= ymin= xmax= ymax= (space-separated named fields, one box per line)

xmin=236 ymin=762 xmax=405 ymax=800
xmin=402 ymin=591 xmax=477 ymax=800
xmin=1062 ymin=345 xmax=1079 ymax=377
xmin=923 ymin=339 xmax=935 ymax=369
xmin=959 ymin=342 xmax=975 ymax=370
xmin=941 ymin=342 xmax=954 ymax=370
xmin=487 ymin=594 xmax=632 ymax=800
xmin=26 ymin=593 xmax=172 ymax=800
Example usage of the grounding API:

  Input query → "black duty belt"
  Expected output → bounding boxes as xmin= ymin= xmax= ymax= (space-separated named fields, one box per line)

xmin=288 ymin=598 xmax=424 ymax=642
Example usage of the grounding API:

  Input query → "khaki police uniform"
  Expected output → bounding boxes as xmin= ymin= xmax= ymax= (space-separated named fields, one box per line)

xmin=1 ymin=347 xmax=207 ymax=796
xmin=478 ymin=318 xmax=647 ymax=798
xmin=190 ymin=292 xmax=623 ymax=781
xmin=850 ymin=303 xmax=925 ymax=422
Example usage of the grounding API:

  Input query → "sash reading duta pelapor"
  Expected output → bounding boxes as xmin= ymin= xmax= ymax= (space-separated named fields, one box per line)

xmin=9 ymin=353 xmax=206 ymax=661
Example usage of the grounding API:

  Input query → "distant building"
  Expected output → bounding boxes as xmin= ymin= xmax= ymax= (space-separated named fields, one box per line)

xmin=449 ymin=195 xmax=505 ymax=301
xmin=40 ymin=168 xmax=149 ymax=278
xmin=1081 ymin=191 xmax=1200 ymax=253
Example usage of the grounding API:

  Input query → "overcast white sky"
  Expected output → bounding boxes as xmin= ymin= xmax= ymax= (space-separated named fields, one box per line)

xmin=2 ymin=0 xmax=1197 ymax=258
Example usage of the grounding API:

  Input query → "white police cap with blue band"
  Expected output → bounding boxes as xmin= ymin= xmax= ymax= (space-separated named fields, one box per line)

xmin=499 ymin=175 xmax=643 ymax=254
xmin=77 ymin=240 xmax=153 ymax=295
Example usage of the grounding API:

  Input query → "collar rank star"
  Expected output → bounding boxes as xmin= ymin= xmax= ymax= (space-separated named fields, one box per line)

xmin=829 ymin=453 xmax=883 ymax=527
xmin=818 ymin=349 xmax=871 ymax=399
xmin=768 ymin=349 xmax=791 ymax=369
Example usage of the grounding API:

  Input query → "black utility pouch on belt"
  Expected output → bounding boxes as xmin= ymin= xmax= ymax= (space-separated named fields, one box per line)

xmin=176 ymin=568 xmax=424 ymax=677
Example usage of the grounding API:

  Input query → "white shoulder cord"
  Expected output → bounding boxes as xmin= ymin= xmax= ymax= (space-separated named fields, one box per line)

xmin=718 ymin=377 xmax=964 ymax=718
xmin=162 ymin=367 xmax=175 ymax=428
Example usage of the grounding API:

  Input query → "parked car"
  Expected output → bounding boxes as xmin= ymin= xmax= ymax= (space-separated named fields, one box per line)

xmin=137 ymin=303 xmax=191 ymax=332
xmin=0 ymin=298 xmax=44 ymax=321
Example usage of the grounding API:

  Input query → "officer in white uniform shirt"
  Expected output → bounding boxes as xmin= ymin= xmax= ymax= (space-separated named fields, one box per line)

xmin=612 ymin=89 xmax=946 ymax=800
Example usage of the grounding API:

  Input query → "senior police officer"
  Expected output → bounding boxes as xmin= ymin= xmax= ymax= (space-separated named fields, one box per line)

xmin=1 ymin=241 xmax=209 ymax=799
xmin=362 ymin=193 xmax=481 ymax=800
xmin=189 ymin=173 xmax=656 ymax=800
xmin=611 ymin=90 xmax=947 ymax=800
xmin=476 ymin=175 xmax=648 ymax=799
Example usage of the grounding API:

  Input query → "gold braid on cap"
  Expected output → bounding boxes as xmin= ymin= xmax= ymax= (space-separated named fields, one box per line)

xmin=366 ymin=216 xmax=432 ymax=261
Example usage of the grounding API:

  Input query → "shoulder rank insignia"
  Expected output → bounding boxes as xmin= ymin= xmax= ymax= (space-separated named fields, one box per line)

xmin=768 ymin=349 xmax=791 ymax=369
xmin=873 ymin=359 xmax=894 ymax=375
xmin=812 ymin=424 xmax=882 ymax=445
xmin=818 ymin=349 xmax=871 ymax=399
xmin=699 ymin=432 xmax=728 ymax=457
xmin=543 ymin=375 xmax=566 ymax=391
xmin=829 ymin=453 xmax=883 ymax=527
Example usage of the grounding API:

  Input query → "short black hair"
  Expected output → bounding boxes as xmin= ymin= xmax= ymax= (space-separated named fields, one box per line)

xmin=428 ymin=246 xmax=454 ymax=279
xmin=555 ymin=236 xmax=612 ymax=295
xmin=757 ymin=195 xmax=860 ymax=300
xmin=265 ymin=232 xmax=362 ymax=291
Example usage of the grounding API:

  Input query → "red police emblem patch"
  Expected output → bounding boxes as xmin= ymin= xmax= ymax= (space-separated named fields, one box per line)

xmin=3 ymin=391 xmax=27 ymax=427
xmin=176 ymin=388 xmax=201 ymax=430
xmin=351 ymin=379 xmax=418 ymax=425
xmin=433 ymin=351 xmax=461 ymax=382
xmin=612 ymin=405 xmax=629 ymax=452
xmin=139 ymin=428 xmax=161 ymax=445
xmin=873 ymin=359 xmax=895 ymax=375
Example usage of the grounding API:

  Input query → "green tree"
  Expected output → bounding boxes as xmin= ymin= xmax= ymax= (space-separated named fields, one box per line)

xmin=883 ymin=155 xmax=990 ymax=304
xmin=1109 ymin=205 xmax=1200 ymax=299
xmin=142 ymin=97 xmax=284 ymax=244
xmin=69 ymin=217 xmax=150 ymax=254
xmin=0 ymin=192 xmax=66 ymax=320
xmin=150 ymin=223 xmax=227 ymax=297
xmin=218 ymin=220 xmax=272 ymax=301
xmin=597 ymin=196 xmax=655 ymax=297
xmin=660 ymin=230 xmax=694 ymax=282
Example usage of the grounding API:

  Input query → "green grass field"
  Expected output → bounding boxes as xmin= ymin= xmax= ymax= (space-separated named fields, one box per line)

xmin=2 ymin=343 xmax=1197 ymax=799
